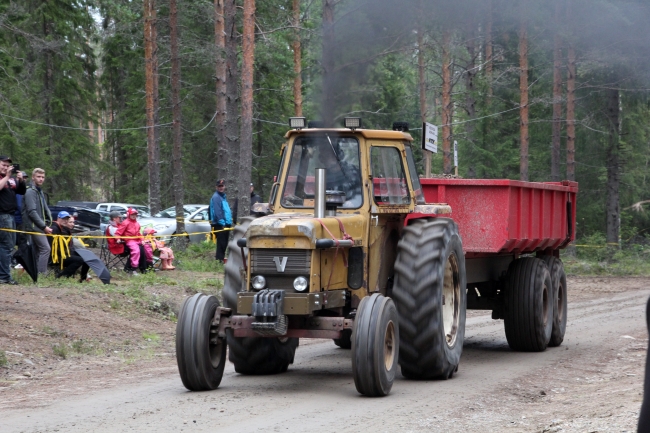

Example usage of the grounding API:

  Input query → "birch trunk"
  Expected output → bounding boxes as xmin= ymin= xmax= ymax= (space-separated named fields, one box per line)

xmin=551 ymin=1 xmax=562 ymax=182
xmin=441 ymin=31 xmax=453 ymax=174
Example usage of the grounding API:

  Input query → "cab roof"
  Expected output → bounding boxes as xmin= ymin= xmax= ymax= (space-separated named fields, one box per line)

xmin=285 ymin=128 xmax=413 ymax=142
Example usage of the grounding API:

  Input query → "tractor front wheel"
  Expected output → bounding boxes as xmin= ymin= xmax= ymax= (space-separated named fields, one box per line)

xmin=176 ymin=293 xmax=227 ymax=391
xmin=352 ymin=293 xmax=399 ymax=397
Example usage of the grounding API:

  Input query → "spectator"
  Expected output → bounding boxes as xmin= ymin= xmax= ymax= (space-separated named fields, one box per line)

xmin=114 ymin=208 xmax=152 ymax=275
xmin=250 ymin=183 xmax=261 ymax=215
xmin=0 ymin=156 xmax=26 ymax=284
xmin=209 ymin=179 xmax=232 ymax=263
xmin=14 ymin=172 xmax=27 ymax=251
xmin=143 ymin=228 xmax=175 ymax=270
xmin=48 ymin=211 xmax=90 ymax=282
xmin=22 ymin=168 xmax=52 ymax=275
xmin=105 ymin=211 xmax=147 ymax=272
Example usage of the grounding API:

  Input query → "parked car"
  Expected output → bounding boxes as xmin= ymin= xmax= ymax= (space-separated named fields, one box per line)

xmin=138 ymin=205 xmax=211 ymax=244
xmin=48 ymin=205 xmax=101 ymax=234
xmin=56 ymin=200 xmax=100 ymax=209
xmin=154 ymin=204 xmax=205 ymax=219
xmin=95 ymin=203 xmax=151 ymax=216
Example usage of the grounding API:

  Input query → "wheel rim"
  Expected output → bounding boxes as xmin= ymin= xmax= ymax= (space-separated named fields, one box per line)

xmin=384 ymin=320 xmax=396 ymax=371
xmin=209 ymin=337 xmax=224 ymax=369
xmin=557 ymin=282 xmax=565 ymax=319
xmin=442 ymin=254 xmax=461 ymax=348
xmin=542 ymin=283 xmax=550 ymax=327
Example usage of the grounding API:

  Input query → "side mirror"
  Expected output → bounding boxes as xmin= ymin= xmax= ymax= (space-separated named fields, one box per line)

xmin=192 ymin=214 xmax=204 ymax=221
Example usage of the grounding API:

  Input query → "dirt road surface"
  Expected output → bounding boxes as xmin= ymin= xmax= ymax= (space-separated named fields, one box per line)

xmin=2 ymin=276 xmax=649 ymax=432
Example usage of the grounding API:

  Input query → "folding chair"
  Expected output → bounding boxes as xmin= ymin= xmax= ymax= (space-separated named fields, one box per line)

xmin=99 ymin=238 xmax=129 ymax=270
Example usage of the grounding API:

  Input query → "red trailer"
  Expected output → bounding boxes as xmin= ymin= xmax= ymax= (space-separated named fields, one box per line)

xmin=420 ymin=178 xmax=578 ymax=352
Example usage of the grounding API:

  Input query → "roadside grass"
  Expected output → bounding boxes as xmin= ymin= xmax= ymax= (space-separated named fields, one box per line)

xmin=0 ymin=350 xmax=7 ymax=367
xmin=52 ymin=339 xmax=104 ymax=359
xmin=564 ymin=234 xmax=650 ymax=276
xmin=175 ymin=241 xmax=224 ymax=273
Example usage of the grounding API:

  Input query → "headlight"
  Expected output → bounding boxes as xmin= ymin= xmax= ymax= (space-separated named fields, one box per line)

xmin=293 ymin=276 xmax=308 ymax=292
xmin=251 ymin=275 xmax=266 ymax=290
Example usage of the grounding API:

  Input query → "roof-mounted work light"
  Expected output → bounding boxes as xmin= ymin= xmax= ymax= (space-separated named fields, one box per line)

xmin=344 ymin=117 xmax=362 ymax=130
xmin=289 ymin=117 xmax=307 ymax=130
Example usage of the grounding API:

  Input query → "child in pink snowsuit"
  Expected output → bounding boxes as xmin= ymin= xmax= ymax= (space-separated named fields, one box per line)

xmin=115 ymin=208 xmax=152 ymax=269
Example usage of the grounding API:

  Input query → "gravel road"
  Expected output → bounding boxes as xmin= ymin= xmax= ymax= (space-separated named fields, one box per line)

xmin=2 ymin=278 xmax=649 ymax=432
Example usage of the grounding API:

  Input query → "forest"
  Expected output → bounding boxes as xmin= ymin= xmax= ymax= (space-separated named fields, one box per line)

xmin=1 ymin=0 xmax=649 ymax=247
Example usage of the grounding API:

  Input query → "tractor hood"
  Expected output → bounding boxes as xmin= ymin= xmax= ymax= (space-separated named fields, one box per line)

xmin=247 ymin=213 xmax=366 ymax=250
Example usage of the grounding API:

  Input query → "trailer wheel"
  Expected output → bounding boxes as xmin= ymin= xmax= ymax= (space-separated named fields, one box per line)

xmin=541 ymin=256 xmax=567 ymax=347
xmin=176 ymin=293 xmax=227 ymax=391
xmin=352 ymin=293 xmax=399 ymax=397
xmin=392 ymin=218 xmax=466 ymax=380
xmin=504 ymin=258 xmax=553 ymax=351
xmin=333 ymin=329 xmax=352 ymax=349
xmin=222 ymin=217 xmax=299 ymax=375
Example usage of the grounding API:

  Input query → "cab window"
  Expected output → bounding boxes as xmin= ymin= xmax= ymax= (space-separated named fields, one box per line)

xmin=370 ymin=147 xmax=410 ymax=205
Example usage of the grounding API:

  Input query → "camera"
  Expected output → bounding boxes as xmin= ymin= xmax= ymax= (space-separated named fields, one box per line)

xmin=11 ymin=163 xmax=19 ymax=173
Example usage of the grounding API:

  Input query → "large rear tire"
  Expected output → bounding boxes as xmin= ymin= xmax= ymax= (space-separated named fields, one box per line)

xmin=392 ymin=218 xmax=466 ymax=380
xmin=222 ymin=217 xmax=299 ymax=374
xmin=541 ymin=256 xmax=567 ymax=347
xmin=352 ymin=293 xmax=399 ymax=397
xmin=503 ymin=258 xmax=553 ymax=352
xmin=176 ymin=293 xmax=227 ymax=391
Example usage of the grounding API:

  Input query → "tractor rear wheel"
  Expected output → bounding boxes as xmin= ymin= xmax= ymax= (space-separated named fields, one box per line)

xmin=352 ymin=293 xmax=399 ymax=397
xmin=176 ymin=293 xmax=227 ymax=391
xmin=392 ymin=218 xmax=466 ymax=380
xmin=333 ymin=329 xmax=352 ymax=349
xmin=541 ymin=256 xmax=567 ymax=347
xmin=222 ymin=217 xmax=299 ymax=374
xmin=503 ymin=258 xmax=553 ymax=351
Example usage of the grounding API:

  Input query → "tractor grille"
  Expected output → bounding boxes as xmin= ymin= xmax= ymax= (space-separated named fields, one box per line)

xmin=250 ymin=249 xmax=311 ymax=275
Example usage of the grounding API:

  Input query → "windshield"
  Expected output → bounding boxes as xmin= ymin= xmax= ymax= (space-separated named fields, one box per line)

xmin=133 ymin=206 xmax=151 ymax=217
xmin=155 ymin=205 xmax=202 ymax=218
xmin=281 ymin=135 xmax=363 ymax=209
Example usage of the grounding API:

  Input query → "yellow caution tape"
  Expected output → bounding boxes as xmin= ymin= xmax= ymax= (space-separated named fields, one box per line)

xmin=0 ymin=227 xmax=234 ymax=240
xmin=50 ymin=234 xmax=71 ymax=269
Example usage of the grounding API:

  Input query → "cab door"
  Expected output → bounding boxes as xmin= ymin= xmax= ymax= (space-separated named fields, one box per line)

xmin=367 ymin=144 xmax=413 ymax=294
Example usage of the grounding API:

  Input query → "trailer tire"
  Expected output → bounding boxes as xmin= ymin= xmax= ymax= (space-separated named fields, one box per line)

xmin=392 ymin=218 xmax=466 ymax=380
xmin=222 ymin=216 xmax=299 ymax=375
xmin=176 ymin=293 xmax=227 ymax=391
xmin=541 ymin=256 xmax=567 ymax=347
xmin=333 ymin=329 xmax=352 ymax=349
xmin=504 ymin=258 xmax=553 ymax=352
xmin=352 ymin=293 xmax=399 ymax=397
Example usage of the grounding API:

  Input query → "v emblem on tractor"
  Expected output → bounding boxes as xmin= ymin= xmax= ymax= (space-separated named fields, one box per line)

xmin=273 ymin=256 xmax=288 ymax=272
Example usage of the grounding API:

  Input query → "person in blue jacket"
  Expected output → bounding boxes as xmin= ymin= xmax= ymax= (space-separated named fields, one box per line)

xmin=209 ymin=179 xmax=233 ymax=262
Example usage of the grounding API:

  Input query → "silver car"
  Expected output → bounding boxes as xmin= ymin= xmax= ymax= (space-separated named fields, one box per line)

xmin=138 ymin=205 xmax=211 ymax=244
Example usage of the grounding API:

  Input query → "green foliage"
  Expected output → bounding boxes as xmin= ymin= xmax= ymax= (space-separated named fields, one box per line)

xmin=52 ymin=343 xmax=68 ymax=359
xmin=0 ymin=350 xmax=7 ymax=367
xmin=176 ymin=241 xmax=224 ymax=273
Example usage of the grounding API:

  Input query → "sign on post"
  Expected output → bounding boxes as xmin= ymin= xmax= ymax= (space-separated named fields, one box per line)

xmin=422 ymin=122 xmax=438 ymax=153
xmin=453 ymin=140 xmax=458 ymax=167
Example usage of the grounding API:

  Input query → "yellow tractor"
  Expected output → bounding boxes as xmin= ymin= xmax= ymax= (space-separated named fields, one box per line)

xmin=177 ymin=117 xmax=465 ymax=397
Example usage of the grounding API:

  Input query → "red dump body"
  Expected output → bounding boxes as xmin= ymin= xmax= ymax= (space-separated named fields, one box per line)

xmin=420 ymin=179 xmax=578 ymax=257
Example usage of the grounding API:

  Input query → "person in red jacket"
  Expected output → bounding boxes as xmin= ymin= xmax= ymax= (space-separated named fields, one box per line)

xmin=114 ymin=208 xmax=145 ymax=272
xmin=106 ymin=211 xmax=147 ymax=273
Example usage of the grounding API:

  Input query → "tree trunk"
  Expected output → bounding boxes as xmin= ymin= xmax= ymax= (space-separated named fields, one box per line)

xmin=417 ymin=23 xmax=430 ymax=177
xmin=238 ymin=0 xmax=255 ymax=219
xmin=321 ymin=0 xmax=335 ymax=127
xmin=566 ymin=44 xmax=576 ymax=182
xmin=518 ymin=18 xmax=529 ymax=182
xmin=464 ymin=18 xmax=477 ymax=141
xmin=551 ymin=0 xmax=562 ymax=182
xmin=215 ymin=0 xmax=227 ymax=179
xmin=144 ymin=0 xmax=161 ymax=213
xmin=170 ymin=0 xmax=186 ymax=248
xmin=485 ymin=0 xmax=493 ymax=99
xmin=292 ymin=0 xmax=303 ymax=117
xmin=224 ymin=0 xmax=240 ymax=206
xmin=605 ymin=88 xmax=620 ymax=246
xmin=441 ymin=30 xmax=453 ymax=175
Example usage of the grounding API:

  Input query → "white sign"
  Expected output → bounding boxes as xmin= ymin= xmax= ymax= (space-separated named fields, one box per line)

xmin=453 ymin=140 xmax=458 ymax=167
xmin=422 ymin=122 xmax=438 ymax=153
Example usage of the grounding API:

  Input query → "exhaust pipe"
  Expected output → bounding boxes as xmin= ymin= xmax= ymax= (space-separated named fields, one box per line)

xmin=314 ymin=168 xmax=326 ymax=218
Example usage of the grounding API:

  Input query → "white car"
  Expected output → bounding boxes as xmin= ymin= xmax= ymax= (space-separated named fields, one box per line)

xmin=138 ymin=205 xmax=211 ymax=244
xmin=96 ymin=203 xmax=151 ymax=217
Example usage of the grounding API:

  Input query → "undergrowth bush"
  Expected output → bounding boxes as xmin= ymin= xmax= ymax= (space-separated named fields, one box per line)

xmin=564 ymin=232 xmax=650 ymax=276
